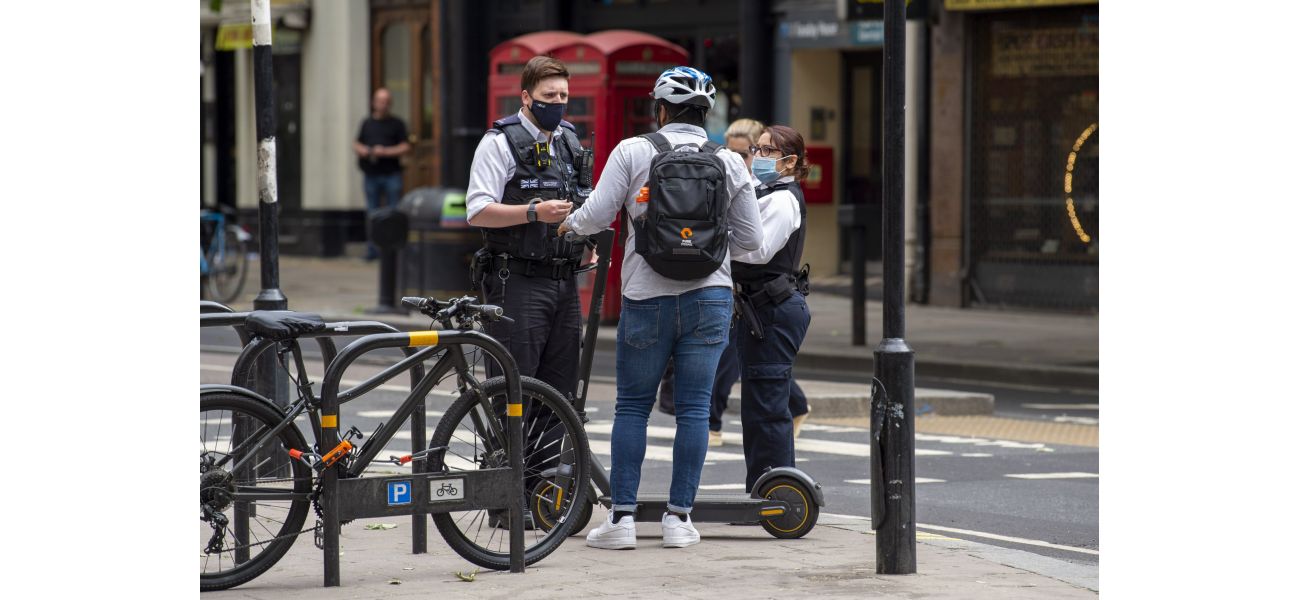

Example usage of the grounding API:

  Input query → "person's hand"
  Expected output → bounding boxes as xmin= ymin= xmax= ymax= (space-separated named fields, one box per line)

xmin=557 ymin=221 xmax=572 ymax=237
xmin=535 ymin=200 xmax=572 ymax=224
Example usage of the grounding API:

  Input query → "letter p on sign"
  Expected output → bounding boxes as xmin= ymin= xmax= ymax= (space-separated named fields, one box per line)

xmin=388 ymin=480 xmax=412 ymax=505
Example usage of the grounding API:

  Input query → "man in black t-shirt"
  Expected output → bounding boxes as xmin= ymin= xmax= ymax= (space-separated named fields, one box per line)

xmin=354 ymin=88 xmax=410 ymax=260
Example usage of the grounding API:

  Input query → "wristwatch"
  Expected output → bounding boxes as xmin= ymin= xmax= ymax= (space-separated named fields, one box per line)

xmin=526 ymin=199 xmax=542 ymax=223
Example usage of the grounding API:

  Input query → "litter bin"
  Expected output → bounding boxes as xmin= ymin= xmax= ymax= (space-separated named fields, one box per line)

xmin=396 ymin=187 xmax=481 ymax=302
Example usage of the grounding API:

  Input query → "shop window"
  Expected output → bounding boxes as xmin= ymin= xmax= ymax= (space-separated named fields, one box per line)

xmin=968 ymin=6 xmax=1099 ymax=309
xmin=381 ymin=24 xmax=412 ymax=124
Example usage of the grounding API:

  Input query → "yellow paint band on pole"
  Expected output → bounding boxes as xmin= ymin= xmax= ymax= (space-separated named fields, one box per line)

xmin=321 ymin=414 xmax=338 ymax=428
xmin=507 ymin=403 xmax=523 ymax=417
xmin=408 ymin=331 xmax=440 ymax=347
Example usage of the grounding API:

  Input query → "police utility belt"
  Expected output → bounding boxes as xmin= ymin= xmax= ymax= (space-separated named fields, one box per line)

xmin=473 ymin=250 xmax=581 ymax=281
xmin=733 ymin=266 xmax=811 ymax=341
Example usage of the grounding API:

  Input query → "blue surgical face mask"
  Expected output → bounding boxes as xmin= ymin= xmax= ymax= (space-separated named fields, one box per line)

xmin=751 ymin=155 xmax=791 ymax=184
xmin=528 ymin=95 xmax=566 ymax=132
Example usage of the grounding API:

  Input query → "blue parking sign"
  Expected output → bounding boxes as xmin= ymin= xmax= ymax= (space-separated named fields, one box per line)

xmin=388 ymin=480 xmax=412 ymax=505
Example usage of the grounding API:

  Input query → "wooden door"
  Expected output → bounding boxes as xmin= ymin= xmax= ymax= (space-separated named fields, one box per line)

xmin=372 ymin=1 xmax=441 ymax=192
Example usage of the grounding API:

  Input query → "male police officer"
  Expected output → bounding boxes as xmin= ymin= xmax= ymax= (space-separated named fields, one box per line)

xmin=466 ymin=58 xmax=591 ymax=518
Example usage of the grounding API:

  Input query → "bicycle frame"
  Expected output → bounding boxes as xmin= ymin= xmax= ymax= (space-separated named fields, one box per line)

xmin=199 ymin=210 xmax=226 ymax=276
xmin=214 ymin=323 xmax=528 ymax=585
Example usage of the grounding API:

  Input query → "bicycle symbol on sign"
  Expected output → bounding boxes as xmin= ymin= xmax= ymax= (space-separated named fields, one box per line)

xmin=436 ymin=482 xmax=460 ymax=498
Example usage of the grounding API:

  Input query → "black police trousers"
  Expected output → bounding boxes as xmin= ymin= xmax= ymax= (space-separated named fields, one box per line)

xmin=736 ymin=292 xmax=811 ymax=492
xmin=480 ymin=269 xmax=581 ymax=491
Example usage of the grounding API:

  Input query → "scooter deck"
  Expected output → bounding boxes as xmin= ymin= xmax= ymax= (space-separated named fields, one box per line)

xmin=597 ymin=494 xmax=789 ymax=523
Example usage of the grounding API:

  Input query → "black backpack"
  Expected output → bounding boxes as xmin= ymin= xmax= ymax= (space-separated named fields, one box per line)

xmin=632 ymin=132 xmax=730 ymax=281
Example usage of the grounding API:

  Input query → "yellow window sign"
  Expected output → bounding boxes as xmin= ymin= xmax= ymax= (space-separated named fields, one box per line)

xmin=215 ymin=23 xmax=254 ymax=51
xmin=945 ymin=0 xmax=1097 ymax=10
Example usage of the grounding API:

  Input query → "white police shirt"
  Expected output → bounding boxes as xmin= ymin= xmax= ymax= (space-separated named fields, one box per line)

xmin=465 ymin=109 xmax=557 ymax=222
xmin=562 ymin=123 xmax=763 ymax=301
xmin=733 ymin=175 xmax=801 ymax=265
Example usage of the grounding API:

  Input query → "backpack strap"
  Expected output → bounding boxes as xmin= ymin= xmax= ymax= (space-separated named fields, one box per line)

xmin=638 ymin=132 xmax=675 ymax=154
xmin=700 ymin=140 xmax=722 ymax=154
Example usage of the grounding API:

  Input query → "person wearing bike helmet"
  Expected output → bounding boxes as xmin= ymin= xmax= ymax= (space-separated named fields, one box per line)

xmin=559 ymin=66 xmax=762 ymax=550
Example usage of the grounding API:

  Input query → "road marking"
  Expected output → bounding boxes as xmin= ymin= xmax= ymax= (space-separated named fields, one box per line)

xmin=586 ymin=439 xmax=745 ymax=462
xmin=699 ymin=483 xmax=746 ymax=491
xmin=961 ymin=453 xmax=994 ymax=457
xmin=200 ymin=364 xmax=450 ymax=395
xmin=1021 ymin=403 xmax=1099 ymax=410
xmin=844 ymin=478 xmax=945 ymax=485
xmin=915 ymin=433 xmax=1049 ymax=450
xmin=819 ymin=513 xmax=1099 ymax=556
xmin=798 ymin=423 xmax=868 ymax=434
xmin=1005 ymin=472 xmax=1098 ymax=480
xmin=586 ymin=423 xmax=952 ymax=458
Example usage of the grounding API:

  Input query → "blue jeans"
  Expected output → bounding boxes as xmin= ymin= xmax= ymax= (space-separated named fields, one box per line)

xmin=363 ymin=173 xmax=403 ymax=257
xmin=611 ymin=286 xmax=733 ymax=514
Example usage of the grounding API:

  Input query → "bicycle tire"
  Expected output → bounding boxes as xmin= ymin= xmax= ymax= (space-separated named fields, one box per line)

xmin=205 ymin=225 xmax=248 ymax=304
xmin=429 ymin=376 xmax=591 ymax=570
xmin=200 ymin=390 xmax=313 ymax=591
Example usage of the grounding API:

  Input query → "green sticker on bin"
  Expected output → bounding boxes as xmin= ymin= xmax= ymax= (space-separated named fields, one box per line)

xmin=441 ymin=192 xmax=467 ymax=228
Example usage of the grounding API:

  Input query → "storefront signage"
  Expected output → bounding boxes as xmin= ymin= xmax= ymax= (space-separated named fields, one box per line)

xmin=946 ymin=0 xmax=1097 ymax=10
xmin=992 ymin=24 xmax=1098 ymax=77
xmin=780 ymin=18 xmax=885 ymax=47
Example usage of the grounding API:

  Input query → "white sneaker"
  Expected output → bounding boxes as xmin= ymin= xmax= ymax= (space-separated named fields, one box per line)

xmin=661 ymin=512 xmax=700 ymax=548
xmin=708 ymin=430 xmax=723 ymax=447
xmin=585 ymin=512 xmax=637 ymax=550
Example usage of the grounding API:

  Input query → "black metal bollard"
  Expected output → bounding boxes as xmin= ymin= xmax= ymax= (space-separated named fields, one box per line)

xmin=839 ymin=204 xmax=871 ymax=347
xmin=369 ymin=207 xmax=410 ymax=314
xmin=870 ymin=0 xmax=917 ymax=575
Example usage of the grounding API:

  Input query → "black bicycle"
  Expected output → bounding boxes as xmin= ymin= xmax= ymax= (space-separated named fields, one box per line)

xmin=199 ymin=296 xmax=591 ymax=591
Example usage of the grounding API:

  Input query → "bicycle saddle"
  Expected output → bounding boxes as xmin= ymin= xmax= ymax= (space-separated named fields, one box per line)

xmin=244 ymin=311 xmax=327 ymax=341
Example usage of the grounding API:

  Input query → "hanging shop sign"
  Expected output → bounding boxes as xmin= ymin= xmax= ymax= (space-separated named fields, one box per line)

xmin=844 ymin=0 xmax=928 ymax=21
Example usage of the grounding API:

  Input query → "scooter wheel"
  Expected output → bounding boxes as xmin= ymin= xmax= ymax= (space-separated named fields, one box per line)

xmin=757 ymin=476 xmax=818 ymax=539
xmin=529 ymin=479 xmax=594 ymax=536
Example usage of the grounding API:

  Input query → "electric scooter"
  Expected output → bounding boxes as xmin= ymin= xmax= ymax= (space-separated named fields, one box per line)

xmin=535 ymin=229 xmax=824 ymax=539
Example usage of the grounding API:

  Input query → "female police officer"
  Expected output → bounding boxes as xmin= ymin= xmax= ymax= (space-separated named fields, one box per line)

xmin=731 ymin=125 xmax=813 ymax=493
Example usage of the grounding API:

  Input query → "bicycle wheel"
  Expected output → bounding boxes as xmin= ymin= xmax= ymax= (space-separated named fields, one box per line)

xmin=429 ymin=376 xmax=591 ymax=570
xmin=200 ymin=390 xmax=313 ymax=591
xmin=205 ymin=225 xmax=248 ymax=304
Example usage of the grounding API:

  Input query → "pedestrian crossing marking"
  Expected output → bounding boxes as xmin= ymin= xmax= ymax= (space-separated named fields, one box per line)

xmin=585 ymin=423 xmax=952 ymax=458
xmin=699 ymin=483 xmax=746 ymax=490
xmin=586 ymin=439 xmax=746 ymax=462
xmin=1004 ymin=472 xmax=1098 ymax=480
xmin=844 ymin=478 xmax=945 ymax=485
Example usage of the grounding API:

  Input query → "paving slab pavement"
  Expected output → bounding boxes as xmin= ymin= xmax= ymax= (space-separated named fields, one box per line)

xmin=202 ymin=510 xmax=1097 ymax=599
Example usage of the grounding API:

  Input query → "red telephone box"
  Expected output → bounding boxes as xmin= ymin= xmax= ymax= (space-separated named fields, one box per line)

xmin=488 ymin=30 xmax=690 ymax=323
xmin=487 ymin=31 xmax=584 ymax=127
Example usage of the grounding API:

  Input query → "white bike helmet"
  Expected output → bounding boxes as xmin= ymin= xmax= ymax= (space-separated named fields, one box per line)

xmin=652 ymin=66 xmax=716 ymax=109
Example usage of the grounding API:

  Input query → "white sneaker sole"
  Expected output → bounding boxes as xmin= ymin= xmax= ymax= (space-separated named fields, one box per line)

xmin=586 ymin=536 xmax=637 ymax=550
xmin=662 ymin=537 xmax=700 ymax=548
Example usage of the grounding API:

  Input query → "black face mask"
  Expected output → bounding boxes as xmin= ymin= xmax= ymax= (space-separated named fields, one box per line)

xmin=528 ymin=95 xmax=566 ymax=132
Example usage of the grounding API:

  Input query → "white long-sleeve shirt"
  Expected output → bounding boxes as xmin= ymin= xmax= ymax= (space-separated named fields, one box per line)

xmin=733 ymin=175 xmax=801 ymax=265
xmin=563 ymin=123 xmax=762 ymax=301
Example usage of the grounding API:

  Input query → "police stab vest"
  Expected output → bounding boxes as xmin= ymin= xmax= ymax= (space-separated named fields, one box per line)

xmin=732 ymin=181 xmax=807 ymax=287
xmin=480 ymin=114 xmax=589 ymax=263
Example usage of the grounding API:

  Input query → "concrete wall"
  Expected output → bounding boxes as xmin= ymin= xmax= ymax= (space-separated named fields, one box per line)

xmin=301 ymin=0 xmax=369 ymax=211
xmin=788 ymin=48 xmax=843 ymax=279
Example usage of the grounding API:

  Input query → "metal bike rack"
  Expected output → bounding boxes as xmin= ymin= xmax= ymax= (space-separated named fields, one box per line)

xmin=317 ymin=329 xmax=526 ymax=586
xmin=200 ymin=307 xmax=438 ymax=555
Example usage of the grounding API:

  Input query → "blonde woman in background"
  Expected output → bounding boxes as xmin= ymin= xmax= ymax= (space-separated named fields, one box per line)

xmin=657 ymin=118 xmax=811 ymax=449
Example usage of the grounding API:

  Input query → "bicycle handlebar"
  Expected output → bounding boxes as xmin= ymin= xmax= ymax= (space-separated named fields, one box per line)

xmin=401 ymin=296 xmax=511 ymax=326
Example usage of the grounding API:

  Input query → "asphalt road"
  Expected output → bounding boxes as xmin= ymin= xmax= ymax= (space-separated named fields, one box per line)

xmin=200 ymin=327 xmax=1098 ymax=566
